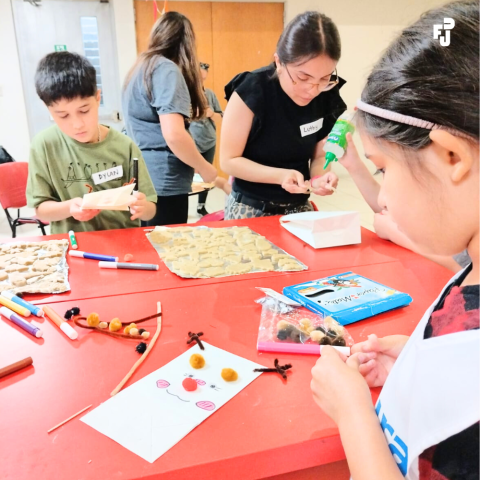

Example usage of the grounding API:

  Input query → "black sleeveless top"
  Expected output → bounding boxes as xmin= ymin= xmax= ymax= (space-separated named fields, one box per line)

xmin=225 ymin=64 xmax=347 ymax=204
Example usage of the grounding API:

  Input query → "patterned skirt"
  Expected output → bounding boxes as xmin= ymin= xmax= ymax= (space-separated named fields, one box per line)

xmin=224 ymin=194 xmax=313 ymax=220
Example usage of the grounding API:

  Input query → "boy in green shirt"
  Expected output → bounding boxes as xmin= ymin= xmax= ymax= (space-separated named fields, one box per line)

xmin=27 ymin=52 xmax=157 ymax=234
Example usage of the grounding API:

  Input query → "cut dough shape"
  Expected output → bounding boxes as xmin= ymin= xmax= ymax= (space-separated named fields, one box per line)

xmin=198 ymin=258 xmax=224 ymax=268
xmin=0 ymin=272 xmax=8 ymax=281
xmin=225 ymin=263 xmax=252 ymax=275
xmin=149 ymin=231 xmax=173 ymax=244
xmin=203 ymin=267 xmax=225 ymax=277
xmin=32 ymin=261 xmax=54 ymax=272
xmin=5 ymin=264 xmax=29 ymax=273
xmin=255 ymin=240 xmax=272 ymax=251
xmin=243 ymin=253 xmax=262 ymax=261
xmin=9 ymin=274 xmax=27 ymax=287
xmin=280 ymin=262 xmax=304 ymax=271
xmin=251 ymin=259 xmax=275 ymax=271
xmin=17 ymin=256 xmax=37 ymax=265
xmin=173 ymin=264 xmax=200 ymax=277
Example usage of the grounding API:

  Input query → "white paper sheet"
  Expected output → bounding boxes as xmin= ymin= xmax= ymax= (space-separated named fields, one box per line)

xmin=81 ymin=184 xmax=135 ymax=211
xmin=81 ymin=343 xmax=264 ymax=462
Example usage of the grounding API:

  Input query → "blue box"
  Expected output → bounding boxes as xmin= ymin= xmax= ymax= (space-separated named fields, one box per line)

xmin=282 ymin=272 xmax=412 ymax=325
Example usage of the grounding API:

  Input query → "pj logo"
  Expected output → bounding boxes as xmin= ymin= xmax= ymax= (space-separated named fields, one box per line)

xmin=433 ymin=18 xmax=455 ymax=46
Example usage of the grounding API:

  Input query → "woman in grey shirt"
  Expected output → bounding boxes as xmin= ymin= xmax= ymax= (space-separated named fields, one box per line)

xmin=122 ymin=12 xmax=216 ymax=226
xmin=189 ymin=63 xmax=223 ymax=216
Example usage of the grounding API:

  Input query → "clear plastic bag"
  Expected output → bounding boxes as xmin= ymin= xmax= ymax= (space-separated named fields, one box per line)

xmin=256 ymin=291 xmax=353 ymax=354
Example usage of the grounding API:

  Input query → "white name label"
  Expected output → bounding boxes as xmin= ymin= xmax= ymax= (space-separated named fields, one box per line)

xmin=91 ymin=166 xmax=123 ymax=185
xmin=300 ymin=118 xmax=324 ymax=137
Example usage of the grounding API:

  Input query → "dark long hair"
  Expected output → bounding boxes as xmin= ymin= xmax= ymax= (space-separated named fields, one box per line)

xmin=358 ymin=1 xmax=479 ymax=149
xmin=277 ymin=11 xmax=341 ymax=65
xmin=125 ymin=12 xmax=206 ymax=120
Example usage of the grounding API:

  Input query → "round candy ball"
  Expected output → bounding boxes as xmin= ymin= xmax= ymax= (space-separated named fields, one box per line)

xmin=109 ymin=318 xmax=122 ymax=332
xmin=124 ymin=254 xmax=134 ymax=262
xmin=129 ymin=328 xmax=139 ymax=336
xmin=124 ymin=323 xmax=137 ymax=334
xmin=189 ymin=353 xmax=205 ymax=369
xmin=99 ymin=322 xmax=108 ymax=329
xmin=221 ymin=368 xmax=238 ymax=382
xmin=182 ymin=377 xmax=198 ymax=391
xmin=87 ymin=312 xmax=100 ymax=327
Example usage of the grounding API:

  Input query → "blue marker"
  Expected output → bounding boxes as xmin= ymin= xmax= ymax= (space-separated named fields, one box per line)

xmin=0 ymin=307 xmax=43 ymax=338
xmin=69 ymin=250 xmax=118 ymax=262
xmin=1 ymin=292 xmax=44 ymax=317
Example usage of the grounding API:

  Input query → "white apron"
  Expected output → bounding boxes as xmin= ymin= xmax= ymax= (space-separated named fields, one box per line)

xmin=374 ymin=269 xmax=479 ymax=479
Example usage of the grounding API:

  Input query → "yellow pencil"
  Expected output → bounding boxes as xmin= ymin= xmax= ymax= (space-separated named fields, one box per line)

xmin=0 ymin=296 xmax=31 ymax=317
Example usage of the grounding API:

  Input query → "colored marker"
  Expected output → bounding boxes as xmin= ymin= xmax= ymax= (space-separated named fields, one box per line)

xmin=0 ymin=307 xmax=43 ymax=338
xmin=257 ymin=341 xmax=350 ymax=356
xmin=0 ymin=357 xmax=33 ymax=380
xmin=68 ymin=230 xmax=78 ymax=250
xmin=98 ymin=261 xmax=159 ymax=271
xmin=1 ymin=292 xmax=44 ymax=317
xmin=133 ymin=157 xmax=139 ymax=192
xmin=43 ymin=306 xmax=78 ymax=340
xmin=0 ymin=296 xmax=31 ymax=317
xmin=69 ymin=250 xmax=118 ymax=262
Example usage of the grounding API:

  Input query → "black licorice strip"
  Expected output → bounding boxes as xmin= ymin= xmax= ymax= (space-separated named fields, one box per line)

xmin=254 ymin=359 xmax=292 ymax=380
xmin=187 ymin=331 xmax=205 ymax=350
xmin=133 ymin=157 xmax=139 ymax=191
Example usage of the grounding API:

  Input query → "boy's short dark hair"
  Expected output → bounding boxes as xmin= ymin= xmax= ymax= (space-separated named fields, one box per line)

xmin=35 ymin=52 xmax=97 ymax=106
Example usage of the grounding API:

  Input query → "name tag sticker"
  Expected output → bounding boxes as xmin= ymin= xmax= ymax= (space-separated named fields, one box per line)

xmin=92 ymin=166 xmax=124 ymax=185
xmin=300 ymin=118 xmax=324 ymax=137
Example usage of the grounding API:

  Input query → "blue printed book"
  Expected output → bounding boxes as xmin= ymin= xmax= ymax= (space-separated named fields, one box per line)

xmin=282 ymin=272 xmax=412 ymax=325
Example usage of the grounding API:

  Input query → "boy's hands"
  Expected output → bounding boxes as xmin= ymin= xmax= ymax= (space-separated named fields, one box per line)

xmin=350 ymin=334 xmax=409 ymax=387
xmin=69 ymin=198 xmax=101 ymax=222
xmin=129 ymin=191 xmax=153 ymax=221
xmin=311 ymin=346 xmax=375 ymax=424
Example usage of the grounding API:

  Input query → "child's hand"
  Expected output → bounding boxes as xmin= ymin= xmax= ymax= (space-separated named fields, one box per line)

xmin=311 ymin=346 xmax=374 ymax=424
xmin=374 ymin=210 xmax=398 ymax=240
xmin=129 ymin=191 xmax=150 ymax=221
xmin=199 ymin=163 xmax=217 ymax=184
xmin=311 ymin=172 xmax=338 ymax=196
xmin=350 ymin=334 xmax=409 ymax=387
xmin=337 ymin=132 xmax=363 ymax=172
xmin=281 ymin=169 xmax=309 ymax=194
xmin=69 ymin=198 xmax=101 ymax=222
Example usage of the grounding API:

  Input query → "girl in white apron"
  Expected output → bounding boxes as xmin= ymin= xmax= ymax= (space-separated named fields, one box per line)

xmin=310 ymin=2 xmax=479 ymax=479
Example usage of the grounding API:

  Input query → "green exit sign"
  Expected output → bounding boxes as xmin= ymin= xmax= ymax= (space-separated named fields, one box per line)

xmin=54 ymin=45 xmax=67 ymax=52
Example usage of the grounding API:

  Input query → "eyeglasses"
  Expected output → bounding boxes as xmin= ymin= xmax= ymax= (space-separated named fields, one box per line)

xmin=283 ymin=64 xmax=339 ymax=92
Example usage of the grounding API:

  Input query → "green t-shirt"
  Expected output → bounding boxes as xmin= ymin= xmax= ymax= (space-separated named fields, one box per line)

xmin=26 ymin=125 xmax=157 ymax=234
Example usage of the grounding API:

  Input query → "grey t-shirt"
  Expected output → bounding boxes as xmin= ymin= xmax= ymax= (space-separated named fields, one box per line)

xmin=122 ymin=57 xmax=193 ymax=196
xmin=189 ymin=88 xmax=223 ymax=153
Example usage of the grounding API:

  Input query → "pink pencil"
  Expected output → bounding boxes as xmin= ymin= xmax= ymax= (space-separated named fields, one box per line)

xmin=257 ymin=342 xmax=350 ymax=356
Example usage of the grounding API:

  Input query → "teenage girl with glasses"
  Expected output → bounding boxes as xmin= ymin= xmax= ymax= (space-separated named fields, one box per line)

xmin=220 ymin=11 xmax=346 ymax=219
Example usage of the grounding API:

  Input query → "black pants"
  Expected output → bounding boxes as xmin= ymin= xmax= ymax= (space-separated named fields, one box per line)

xmin=142 ymin=194 xmax=189 ymax=226
xmin=197 ymin=145 xmax=216 ymax=206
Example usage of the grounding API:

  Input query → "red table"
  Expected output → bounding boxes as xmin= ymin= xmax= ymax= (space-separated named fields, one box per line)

xmin=0 ymin=258 xmax=453 ymax=480
xmin=4 ymin=217 xmax=432 ymax=305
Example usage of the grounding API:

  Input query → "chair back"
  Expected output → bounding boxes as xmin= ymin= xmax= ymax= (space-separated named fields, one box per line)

xmin=0 ymin=162 xmax=29 ymax=210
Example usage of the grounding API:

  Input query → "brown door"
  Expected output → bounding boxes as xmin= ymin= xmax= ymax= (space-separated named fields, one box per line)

xmin=133 ymin=1 xmax=284 ymax=176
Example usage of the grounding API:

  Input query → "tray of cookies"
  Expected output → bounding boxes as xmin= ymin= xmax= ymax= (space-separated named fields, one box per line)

xmin=146 ymin=225 xmax=307 ymax=278
xmin=0 ymin=239 xmax=70 ymax=294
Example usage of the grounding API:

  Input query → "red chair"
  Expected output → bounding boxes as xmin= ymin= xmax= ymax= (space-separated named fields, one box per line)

xmin=0 ymin=162 xmax=49 ymax=238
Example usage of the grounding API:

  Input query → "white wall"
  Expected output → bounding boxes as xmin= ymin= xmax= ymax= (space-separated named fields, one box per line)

xmin=0 ymin=0 xmax=448 ymax=160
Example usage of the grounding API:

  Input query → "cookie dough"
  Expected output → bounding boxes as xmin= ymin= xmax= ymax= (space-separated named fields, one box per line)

xmin=225 ymin=263 xmax=252 ymax=275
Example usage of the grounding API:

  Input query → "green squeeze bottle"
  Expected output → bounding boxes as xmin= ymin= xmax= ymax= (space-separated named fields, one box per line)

xmin=323 ymin=112 xmax=355 ymax=169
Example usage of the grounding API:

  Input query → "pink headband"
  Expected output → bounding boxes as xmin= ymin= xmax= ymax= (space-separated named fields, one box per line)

xmin=356 ymin=99 xmax=475 ymax=141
